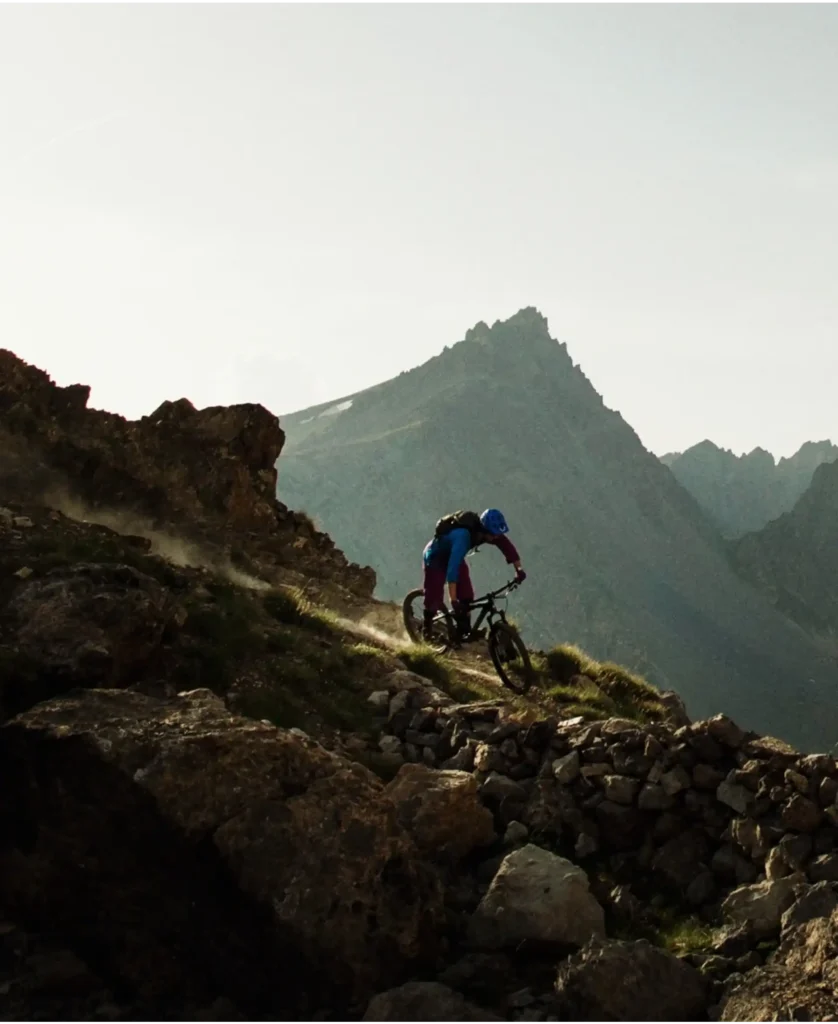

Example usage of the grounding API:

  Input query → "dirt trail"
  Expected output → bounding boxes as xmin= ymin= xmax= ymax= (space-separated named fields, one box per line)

xmin=333 ymin=612 xmax=505 ymax=689
xmin=52 ymin=495 xmax=511 ymax=693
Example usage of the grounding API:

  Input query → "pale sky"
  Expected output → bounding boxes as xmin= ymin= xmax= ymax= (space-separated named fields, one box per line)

xmin=1 ymin=4 xmax=837 ymax=459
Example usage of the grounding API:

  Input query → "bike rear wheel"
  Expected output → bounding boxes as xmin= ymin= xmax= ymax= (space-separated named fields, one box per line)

xmin=489 ymin=621 xmax=535 ymax=694
xmin=402 ymin=588 xmax=455 ymax=653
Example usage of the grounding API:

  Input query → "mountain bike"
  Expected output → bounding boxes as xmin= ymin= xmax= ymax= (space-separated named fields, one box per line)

xmin=402 ymin=580 xmax=535 ymax=694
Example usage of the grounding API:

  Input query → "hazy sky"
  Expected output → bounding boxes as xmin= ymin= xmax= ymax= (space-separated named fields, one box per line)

xmin=2 ymin=5 xmax=837 ymax=458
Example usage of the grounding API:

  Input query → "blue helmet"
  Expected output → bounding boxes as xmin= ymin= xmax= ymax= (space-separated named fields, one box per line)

xmin=480 ymin=508 xmax=509 ymax=535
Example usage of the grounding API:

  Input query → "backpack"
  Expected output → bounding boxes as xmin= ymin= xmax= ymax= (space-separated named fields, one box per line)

xmin=434 ymin=510 xmax=483 ymax=546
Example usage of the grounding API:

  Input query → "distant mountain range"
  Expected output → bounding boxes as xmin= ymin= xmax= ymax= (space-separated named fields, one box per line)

xmin=276 ymin=308 xmax=838 ymax=750
xmin=661 ymin=440 xmax=838 ymax=538
xmin=731 ymin=457 xmax=838 ymax=644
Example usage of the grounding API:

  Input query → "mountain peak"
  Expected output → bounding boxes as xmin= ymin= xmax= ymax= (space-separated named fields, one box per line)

xmin=464 ymin=307 xmax=552 ymax=349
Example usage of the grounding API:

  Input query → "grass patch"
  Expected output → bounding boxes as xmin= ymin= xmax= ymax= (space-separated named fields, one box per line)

xmin=262 ymin=587 xmax=308 ymax=626
xmin=173 ymin=580 xmax=277 ymax=692
xmin=544 ymin=643 xmax=599 ymax=682
xmin=543 ymin=644 xmax=665 ymax=724
xmin=398 ymin=644 xmax=451 ymax=687
xmin=233 ymin=634 xmax=382 ymax=733
xmin=262 ymin=586 xmax=339 ymax=638
xmin=654 ymin=912 xmax=717 ymax=955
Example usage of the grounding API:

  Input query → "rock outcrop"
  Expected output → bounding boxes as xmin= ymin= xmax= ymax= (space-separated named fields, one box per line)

xmin=719 ymin=904 xmax=838 ymax=1020
xmin=371 ymin=685 xmax=838 ymax=928
xmin=0 ymin=688 xmax=443 ymax=1018
xmin=555 ymin=937 xmax=707 ymax=1021
xmin=0 ymin=348 xmax=374 ymax=599
xmin=386 ymin=763 xmax=496 ymax=863
xmin=363 ymin=981 xmax=503 ymax=1022
xmin=468 ymin=845 xmax=605 ymax=950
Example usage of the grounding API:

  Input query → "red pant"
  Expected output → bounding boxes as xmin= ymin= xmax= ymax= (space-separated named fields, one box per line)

xmin=423 ymin=557 xmax=474 ymax=612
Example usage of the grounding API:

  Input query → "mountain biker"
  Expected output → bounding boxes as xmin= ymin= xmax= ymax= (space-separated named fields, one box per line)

xmin=422 ymin=508 xmax=526 ymax=640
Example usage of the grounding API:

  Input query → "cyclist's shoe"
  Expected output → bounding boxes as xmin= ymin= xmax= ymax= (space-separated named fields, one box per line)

xmin=452 ymin=599 xmax=471 ymax=640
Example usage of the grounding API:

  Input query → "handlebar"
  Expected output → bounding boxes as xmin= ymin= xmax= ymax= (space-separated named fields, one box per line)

xmin=479 ymin=579 xmax=521 ymax=602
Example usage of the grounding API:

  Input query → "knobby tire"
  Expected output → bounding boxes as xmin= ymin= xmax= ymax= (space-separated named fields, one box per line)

xmin=489 ymin=621 xmax=534 ymax=694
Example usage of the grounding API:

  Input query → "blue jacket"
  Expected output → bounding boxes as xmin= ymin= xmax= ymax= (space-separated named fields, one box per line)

xmin=423 ymin=527 xmax=473 ymax=584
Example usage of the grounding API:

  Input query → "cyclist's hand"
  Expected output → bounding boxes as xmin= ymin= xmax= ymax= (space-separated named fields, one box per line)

xmin=515 ymin=568 xmax=527 ymax=583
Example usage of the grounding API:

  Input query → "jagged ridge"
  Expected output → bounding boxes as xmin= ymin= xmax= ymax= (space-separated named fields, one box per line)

xmin=662 ymin=438 xmax=838 ymax=539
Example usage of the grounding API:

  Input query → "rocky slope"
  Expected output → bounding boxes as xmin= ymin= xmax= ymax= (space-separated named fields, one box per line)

xmin=276 ymin=308 xmax=838 ymax=751
xmin=0 ymin=348 xmax=374 ymax=605
xmin=732 ymin=458 xmax=838 ymax=644
xmin=661 ymin=440 xmax=838 ymax=539
xmin=5 ymin=348 xmax=838 ymax=1021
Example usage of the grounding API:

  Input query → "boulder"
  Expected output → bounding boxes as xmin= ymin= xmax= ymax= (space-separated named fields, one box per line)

xmin=808 ymin=852 xmax=838 ymax=883
xmin=637 ymin=783 xmax=674 ymax=811
xmin=765 ymin=846 xmax=792 ymax=880
xmin=716 ymin=779 xmax=753 ymax=815
xmin=468 ymin=844 xmax=605 ymax=950
xmin=0 ymin=688 xmax=444 ymax=1016
xmin=660 ymin=765 xmax=691 ymax=796
xmin=720 ymin=908 xmax=838 ymax=1021
xmin=704 ymin=714 xmax=745 ymax=749
xmin=387 ymin=763 xmax=495 ymax=862
xmin=2 ymin=563 xmax=174 ymax=715
xmin=554 ymin=937 xmax=707 ymax=1020
xmin=658 ymin=690 xmax=691 ymax=727
xmin=480 ymin=772 xmax=528 ymax=806
xmin=780 ymin=881 xmax=838 ymax=935
xmin=437 ymin=952 xmax=516 ymax=1003
xmin=595 ymin=799 xmax=644 ymax=850
xmin=601 ymin=774 xmax=639 ymax=806
xmin=781 ymin=794 xmax=823 ymax=832
xmin=721 ymin=876 xmax=806 ymax=938
xmin=552 ymin=750 xmax=580 ymax=784
xmin=362 ymin=982 xmax=502 ymax=1021
xmin=692 ymin=763 xmax=725 ymax=790
xmin=652 ymin=831 xmax=709 ymax=889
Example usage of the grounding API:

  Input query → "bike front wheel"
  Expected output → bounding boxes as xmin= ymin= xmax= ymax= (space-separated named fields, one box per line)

xmin=489 ymin=621 xmax=535 ymax=694
xmin=402 ymin=589 xmax=456 ymax=654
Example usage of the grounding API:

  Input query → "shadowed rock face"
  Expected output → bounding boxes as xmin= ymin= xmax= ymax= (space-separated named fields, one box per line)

xmin=0 ymin=688 xmax=444 ymax=1019
xmin=554 ymin=937 xmax=707 ymax=1021
xmin=0 ymin=348 xmax=374 ymax=598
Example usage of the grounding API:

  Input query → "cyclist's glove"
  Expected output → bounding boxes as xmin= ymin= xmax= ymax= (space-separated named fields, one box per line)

xmin=515 ymin=569 xmax=527 ymax=583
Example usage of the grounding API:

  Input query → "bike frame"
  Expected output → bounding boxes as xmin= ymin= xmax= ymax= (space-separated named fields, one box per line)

xmin=436 ymin=579 xmax=520 ymax=637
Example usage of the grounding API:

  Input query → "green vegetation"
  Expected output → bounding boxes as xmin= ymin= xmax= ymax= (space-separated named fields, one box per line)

xmin=542 ymin=643 xmax=665 ymax=724
xmin=397 ymin=643 xmax=451 ymax=687
xmin=653 ymin=911 xmax=717 ymax=956
xmin=174 ymin=580 xmax=400 ymax=733
xmin=263 ymin=585 xmax=339 ymax=637
xmin=4 ymin=508 xmax=673 ymax=739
